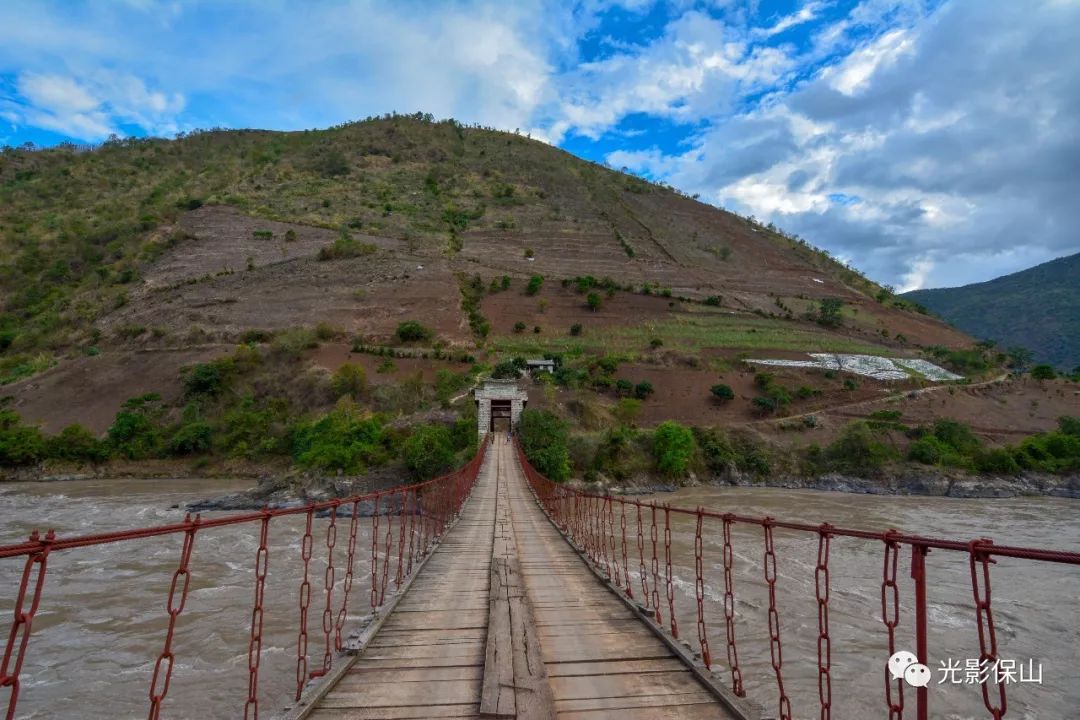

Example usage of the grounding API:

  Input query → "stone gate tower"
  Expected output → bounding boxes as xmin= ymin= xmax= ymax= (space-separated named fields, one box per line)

xmin=474 ymin=379 xmax=528 ymax=440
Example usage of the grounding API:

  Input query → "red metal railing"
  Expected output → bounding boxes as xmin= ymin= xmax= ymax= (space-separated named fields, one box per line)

xmin=0 ymin=438 xmax=488 ymax=720
xmin=514 ymin=441 xmax=1080 ymax=720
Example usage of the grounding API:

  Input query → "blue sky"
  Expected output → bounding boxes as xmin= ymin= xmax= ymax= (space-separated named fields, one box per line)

xmin=2 ymin=0 xmax=1078 ymax=290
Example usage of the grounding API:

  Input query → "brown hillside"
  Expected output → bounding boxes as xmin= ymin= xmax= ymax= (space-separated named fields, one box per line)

xmin=1 ymin=116 xmax=976 ymax=434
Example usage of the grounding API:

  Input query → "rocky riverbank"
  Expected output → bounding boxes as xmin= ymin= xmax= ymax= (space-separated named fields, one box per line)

xmin=593 ymin=466 xmax=1080 ymax=499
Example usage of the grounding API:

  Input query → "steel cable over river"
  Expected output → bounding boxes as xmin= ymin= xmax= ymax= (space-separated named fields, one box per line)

xmin=1 ymin=434 xmax=1078 ymax=719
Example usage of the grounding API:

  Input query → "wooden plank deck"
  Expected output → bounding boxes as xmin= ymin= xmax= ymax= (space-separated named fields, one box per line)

xmin=305 ymin=437 xmax=746 ymax=720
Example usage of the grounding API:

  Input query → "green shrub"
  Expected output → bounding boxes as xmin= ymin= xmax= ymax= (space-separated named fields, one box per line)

xmin=615 ymin=378 xmax=634 ymax=396
xmin=704 ymin=296 xmax=722 ymax=306
xmin=586 ymin=292 xmax=601 ymax=311
xmin=518 ymin=409 xmax=570 ymax=481
xmin=491 ymin=360 xmax=521 ymax=379
xmin=634 ymin=381 xmax=654 ymax=400
xmin=183 ymin=358 xmax=233 ymax=398
xmin=46 ymin=424 xmax=108 ymax=463
xmin=752 ymin=396 xmax=777 ymax=414
xmin=1031 ymin=364 xmax=1056 ymax=380
xmin=570 ymin=323 xmax=582 ymax=336
xmin=403 ymin=425 xmax=456 ymax=480
xmin=396 ymin=321 xmax=433 ymax=343
xmin=0 ymin=410 xmax=45 ymax=466
xmin=108 ymin=410 xmax=161 ymax=460
xmin=908 ymin=436 xmax=948 ymax=465
xmin=272 ymin=328 xmax=319 ymax=357
xmin=318 ymin=229 xmax=376 ymax=260
xmin=331 ymin=363 xmax=368 ymax=399
xmin=974 ymin=448 xmax=1021 ymax=475
xmin=823 ymin=421 xmax=898 ymax=474
xmin=930 ymin=419 xmax=981 ymax=455
xmin=652 ymin=421 xmax=695 ymax=477
xmin=217 ymin=397 xmax=291 ymax=459
xmin=513 ymin=321 xmax=526 ymax=333
xmin=291 ymin=404 xmax=390 ymax=473
xmin=818 ymin=298 xmax=844 ymax=327
xmin=434 ymin=368 xmax=471 ymax=407
xmin=168 ymin=422 xmax=213 ymax=455
xmin=241 ymin=329 xmax=273 ymax=344
xmin=612 ymin=397 xmax=642 ymax=426
xmin=710 ymin=384 xmax=734 ymax=401
xmin=526 ymin=275 xmax=544 ymax=296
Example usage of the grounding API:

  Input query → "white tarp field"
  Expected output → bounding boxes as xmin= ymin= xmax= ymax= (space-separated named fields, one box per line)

xmin=747 ymin=354 xmax=962 ymax=382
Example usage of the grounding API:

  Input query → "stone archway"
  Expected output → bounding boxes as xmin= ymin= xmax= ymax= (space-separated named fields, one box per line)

xmin=474 ymin=379 xmax=528 ymax=440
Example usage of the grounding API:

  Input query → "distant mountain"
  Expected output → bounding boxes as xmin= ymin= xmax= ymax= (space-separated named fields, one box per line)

xmin=903 ymin=253 xmax=1080 ymax=369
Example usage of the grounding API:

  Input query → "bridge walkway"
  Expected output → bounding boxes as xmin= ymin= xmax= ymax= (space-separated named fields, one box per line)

xmin=306 ymin=437 xmax=740 ymax=719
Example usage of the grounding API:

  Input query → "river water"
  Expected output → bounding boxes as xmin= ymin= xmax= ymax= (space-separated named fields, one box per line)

xmin=641 ymin=485 xmax=1080 ymax=720
xmin=1 ymin=479 xmax=1078 ymax=719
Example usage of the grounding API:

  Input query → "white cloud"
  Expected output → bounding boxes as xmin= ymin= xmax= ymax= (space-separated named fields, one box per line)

xmin=547 ymin=9 xmax=803 ymax=141
xmin=826 ymin=28 xmax=914 ymax=95
xmin=602 ymin=0 xmax=1080 ymax=288
xmin=753 ymin=1 xmax=826 ymax=39
xmin=10 ymin=70 xmax=184 ymax=140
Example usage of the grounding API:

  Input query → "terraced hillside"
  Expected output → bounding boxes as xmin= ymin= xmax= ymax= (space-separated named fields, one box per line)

xmin=4 ymin=113 xmax=1024 ymax=478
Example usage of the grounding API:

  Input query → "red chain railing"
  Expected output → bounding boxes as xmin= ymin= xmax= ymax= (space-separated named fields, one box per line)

xmin=0 ymin=438 xmax=487 ymax=720
xmin=514 ymin=440 xmax=1080 ymax=720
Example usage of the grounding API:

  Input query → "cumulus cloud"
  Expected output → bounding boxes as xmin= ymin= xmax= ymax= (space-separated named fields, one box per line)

xmin=612 ymin=0 xmax=1080 ymax=288
xmin=1 ymin=0 xmax=1076 ymax=289
xmin=549 ymin=9 xmax=799 ymax=142
xmin=8 ymin=70 xmax=184 ymax=140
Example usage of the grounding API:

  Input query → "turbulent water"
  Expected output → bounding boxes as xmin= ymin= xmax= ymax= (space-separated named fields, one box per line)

xmin=641 ymin=486 xmax=1080 ymax=720
xmin=0 ymin=478 xmax=386 ymax=720
xmin=1 ymin=479 xmax=1078 ymax=719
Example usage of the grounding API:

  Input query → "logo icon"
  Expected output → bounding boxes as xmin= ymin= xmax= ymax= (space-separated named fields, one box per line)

xmin=888 ymin=650 xmax=918 ymax=681
xmin=904 ymin=663 xmax=932 ymax=687
xmin=889 ymin=651 xmax=932 ymax=687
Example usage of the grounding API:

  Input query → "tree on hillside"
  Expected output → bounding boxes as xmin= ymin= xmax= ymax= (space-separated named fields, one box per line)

xmin=396 ymin=321 xmax=432 ymax=343
xmin=403 ymin=425 xmax=455 ymax=480
xmin=653 ymin=421 xmax=695 ymax=477
xmin=517 ymin=409 xmax=570 ymax=481
xmin=586 ymin=292 xmax=601 ymax=311
xmin=1005 ymin=346 xmax=1034 ymax=373
xmin=711 ymin=383 xmax=734 ymax=401
xmin=818 ymin=298 xmax=844 ymax=327
xmin=1031 ymin=364 xmax=1056 ymax=380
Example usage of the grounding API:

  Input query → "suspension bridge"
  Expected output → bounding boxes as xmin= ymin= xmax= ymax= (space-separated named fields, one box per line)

xmin=2 ymin=435 xmax=1079 ymax=720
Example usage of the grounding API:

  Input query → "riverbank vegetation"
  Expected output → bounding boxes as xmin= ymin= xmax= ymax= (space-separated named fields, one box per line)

xmin=0 ymin=340 xmax=480 ymax=478
xmin=512 ymin=403 xmax=1080 ymax=486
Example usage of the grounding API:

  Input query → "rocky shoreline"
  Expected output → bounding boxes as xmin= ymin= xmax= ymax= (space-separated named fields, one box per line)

xmin=4 ymin=461 xmax=1077 ymax=508
xmin=601 ymin=467 xmax=1080 ymax=499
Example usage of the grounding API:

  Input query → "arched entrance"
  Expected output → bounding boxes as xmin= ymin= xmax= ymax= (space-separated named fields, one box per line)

xmin=474 ymin=379 xmax=528 ymax=440
xmin=490 ymin=399 xmax=512 ymax=433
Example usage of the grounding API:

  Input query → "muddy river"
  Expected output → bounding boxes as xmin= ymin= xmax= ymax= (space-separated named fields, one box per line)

xmin=1 ymin=479 xmax=1077 ymax=719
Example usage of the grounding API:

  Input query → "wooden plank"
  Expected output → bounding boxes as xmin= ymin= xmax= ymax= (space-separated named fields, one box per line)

xmin=479 ymin=558 xmax=515 ymax=718
xmin=554 ymin=690 xmax=718 ymax=712
xmin=505 ymin=559 xmax=556 ymax=720
xmin=317 ymin=678 xmax=481 ymax=708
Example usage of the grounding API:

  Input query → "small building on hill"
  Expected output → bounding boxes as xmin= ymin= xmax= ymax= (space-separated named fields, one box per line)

xmin=525 ymin=359 xmax=556 ymax=374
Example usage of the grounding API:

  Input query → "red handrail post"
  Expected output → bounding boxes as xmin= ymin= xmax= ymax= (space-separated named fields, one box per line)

xmin=911 ymin=543 xmax=929 ymax=720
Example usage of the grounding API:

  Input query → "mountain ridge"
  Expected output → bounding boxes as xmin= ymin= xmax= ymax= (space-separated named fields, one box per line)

xmin=902 ymin=252 xmax=1080 ymax=369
